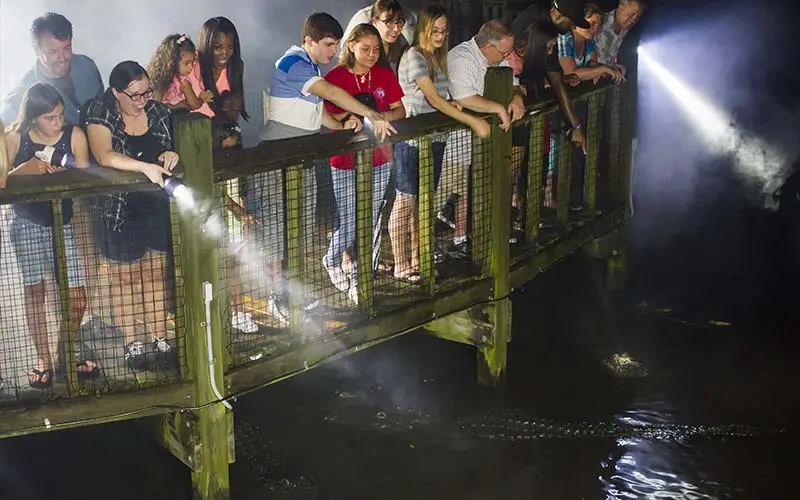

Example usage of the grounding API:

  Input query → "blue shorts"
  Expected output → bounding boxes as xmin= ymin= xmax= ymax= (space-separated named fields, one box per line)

xmin=9 ymin=217 xmax=85 ymax=288
xmin=394 ymin=141 xmax=446 ymax=196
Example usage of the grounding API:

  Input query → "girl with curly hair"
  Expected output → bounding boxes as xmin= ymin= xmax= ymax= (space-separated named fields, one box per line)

xmin=147 ymin=33 xmax=213 ymax=110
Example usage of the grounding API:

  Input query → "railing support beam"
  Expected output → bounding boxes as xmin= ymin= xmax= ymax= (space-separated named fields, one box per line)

xmin=476 ymin=67 xmax=513 ymax=386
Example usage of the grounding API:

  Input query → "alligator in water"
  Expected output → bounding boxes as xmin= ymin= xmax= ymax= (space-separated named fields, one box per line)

xmin=455 ymin=410 xmax=787 ymax=443
xmin=323 ymin=404 xmax=788 ymax=443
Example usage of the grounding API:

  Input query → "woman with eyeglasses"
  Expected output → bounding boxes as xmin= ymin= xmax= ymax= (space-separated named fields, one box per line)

xmin=83 ymin=60 xmax=179 ymax=371
xmin=344 ymin=0 xmax=410 ymax=72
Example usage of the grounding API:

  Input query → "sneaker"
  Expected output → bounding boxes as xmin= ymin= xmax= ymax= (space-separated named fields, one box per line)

xmin=446 ymin=239 xmax=471 ymax=260
xmin=267 ymin=293 xmax=290 ymax=326
xmin=433 ymin=245 xmax=445 ymax=264
xmin=436 ymin=193 xmax=459 ymax=230
xmin=323 ymin=258 xmax=350 ymax=292
xmin=232 ymin=311 xmax=259 ymax=334
xmin=125 ymin=341 xmax=147 ymax=371
xmin=348 ymin=284 xmax=359 ymax=305
xmin=151 ymin=337 xmax=177 ymax=368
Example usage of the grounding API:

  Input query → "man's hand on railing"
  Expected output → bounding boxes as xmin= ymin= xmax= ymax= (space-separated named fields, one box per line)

xmin=495 ymin=107 xmax=511 ymax=132
xmin=508 ymin=95 xmax=525 ymax=123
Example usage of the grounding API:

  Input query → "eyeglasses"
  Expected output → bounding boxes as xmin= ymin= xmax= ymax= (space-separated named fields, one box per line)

xmin=492 ymin=44 xmax=513 ymax=59
xmin=379 ymin=17 xmax=406 ymax=28
xmin=121 ymin=87 xmax=154 ymax=102
xmin=432 ymin=29 xmax=449 ymax=36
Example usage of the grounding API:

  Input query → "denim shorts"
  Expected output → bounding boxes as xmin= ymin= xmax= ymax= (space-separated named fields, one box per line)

xmin=9 ymin=217 xmax=85 ymax=288
xmin=394 ymin=141 xmax=446 ymax=196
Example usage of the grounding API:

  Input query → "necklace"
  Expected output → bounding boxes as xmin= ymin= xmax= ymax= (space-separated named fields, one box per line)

xmin=353 ymin=68 xmax=371 ymax=93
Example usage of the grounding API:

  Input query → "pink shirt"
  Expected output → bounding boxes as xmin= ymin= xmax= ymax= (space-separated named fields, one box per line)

xmin=187 ymin=59 xmax=230 ymax=118
xmin=162 ymin=75 xmax=189 ymax=106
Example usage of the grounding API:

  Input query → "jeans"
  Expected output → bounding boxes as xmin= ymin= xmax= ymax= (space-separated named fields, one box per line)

xmin=324 ymin=162 xmax=391 ymax=282
xmin=245 ymin=167 xmax=317 ymax=261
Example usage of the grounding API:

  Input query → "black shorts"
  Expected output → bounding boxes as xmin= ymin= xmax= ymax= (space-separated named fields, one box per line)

xmin=93 ymin=191 xmax=173 ymax=262
xmin=512 ymin=122 xmax=530 ymax=149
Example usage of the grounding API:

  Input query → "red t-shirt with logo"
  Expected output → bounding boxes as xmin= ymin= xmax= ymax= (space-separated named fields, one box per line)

xmin=324 ymin=64 xmax=404 ymax=170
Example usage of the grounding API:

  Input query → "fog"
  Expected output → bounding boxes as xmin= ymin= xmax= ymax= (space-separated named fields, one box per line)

xmin=633 ymin=0 xmax=800 ymax=251
xmin=0 ymin=0 xmax=429 ymax=145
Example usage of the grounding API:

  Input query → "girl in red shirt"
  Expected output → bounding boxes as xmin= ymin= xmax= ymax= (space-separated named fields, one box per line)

xmin=322 ymin=23 xmax=405 ymax=305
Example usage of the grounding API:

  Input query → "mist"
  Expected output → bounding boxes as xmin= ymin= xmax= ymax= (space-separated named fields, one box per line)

xmin=0 ymin=0 xmax=430 ymax=145
xmin=633 ymin=0 xmax=800 ymax=253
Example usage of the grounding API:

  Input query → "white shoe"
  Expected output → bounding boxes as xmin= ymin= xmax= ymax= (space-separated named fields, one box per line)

xmin=323 ymin=258 xmax=350 ymax=292
xmin=267 ymin=294 xmax=290 ymax=326
xmin=232 ymin=311 xmax=259 ymax=333
xmin=348 ymin=284 xmax=359 ymax=305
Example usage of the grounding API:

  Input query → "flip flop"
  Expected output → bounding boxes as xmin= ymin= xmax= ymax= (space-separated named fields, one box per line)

xmin=28 ymin=368 xmax=53 ymax=389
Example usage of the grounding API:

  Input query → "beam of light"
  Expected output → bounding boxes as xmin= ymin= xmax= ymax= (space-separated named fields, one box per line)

xmin=638 ymin=45 xmax=788 ymax=199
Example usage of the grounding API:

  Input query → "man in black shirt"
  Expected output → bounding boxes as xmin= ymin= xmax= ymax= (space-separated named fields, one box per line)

xmin=511 ymin=0 xmax=590 ymax=151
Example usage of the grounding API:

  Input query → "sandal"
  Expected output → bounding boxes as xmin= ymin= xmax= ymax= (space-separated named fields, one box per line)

xmin=28 ymin=368 xmax=53 ymax=389
xmin=76 ymin=360 xmax=100 ymax=380
xmin=377 ymin=261 xmax=393 ymax=274
xmin=394 ymin=271 xmax=421 ymax=284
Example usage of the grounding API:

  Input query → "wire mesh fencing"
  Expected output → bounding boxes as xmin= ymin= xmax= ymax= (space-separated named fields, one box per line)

xmin=0 ymin=190 xmax=185 ymax=405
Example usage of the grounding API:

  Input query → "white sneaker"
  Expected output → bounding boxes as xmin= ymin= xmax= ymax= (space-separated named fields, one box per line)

xmin=267 ymin=294 xmax=290 ymax=326
xmin=232 ymin=311 xmax=259 ymax=333
xmin=323 ymin=258 xmax=350 ymax=292
xmin=348 ymin=284 xmax=359 ymax=305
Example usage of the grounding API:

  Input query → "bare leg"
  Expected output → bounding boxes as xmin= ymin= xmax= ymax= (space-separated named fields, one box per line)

xmin=389 ymin=194 xmax=413 ymax=277
xmin=455 ymin=195 xmax=468 ymax=240
xmin=24 ymin=281 xmax=51 ymax=384
xmin=141 ymin=251 xmax=170 ymax=341
xmin=111 ymin=261 xmax=140 ymax=345
xmin=410 ymin=202 xmax=420 ymax=271
xmin=56 ymin=286 xmax=94 ymax=374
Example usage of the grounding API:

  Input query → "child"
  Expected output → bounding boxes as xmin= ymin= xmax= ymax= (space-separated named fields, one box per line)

xmin=189 ymin=17 xmax=249 ymax=120
xmin=212 ymin=90 xmax=243 ymax=149
xmin=147 ymin=33 xmax=213 ymax=110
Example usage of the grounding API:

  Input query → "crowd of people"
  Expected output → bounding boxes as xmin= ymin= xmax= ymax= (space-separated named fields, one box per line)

xmin=0 ymin=0 xmax=644 ymax=389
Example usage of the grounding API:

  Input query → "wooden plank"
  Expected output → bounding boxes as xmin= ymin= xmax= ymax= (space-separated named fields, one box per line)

xmin=525 ymin=112 xmax=545 ymax=244
xmin=509 ymin=208 xmax=625 ymax=289
xmin=355 ymin=150 xmax=374 ymax=314
xmin=225 ymin=278 xmax=494 ymax=394
xmin=418 ymin=134 xmax=436 ymax=294
xmin=585 ymin=93 xmax=600 ymax=211
xmin=477 ymin=66 xmax=513 ymax=386
xmin=172 ymin=113 xmax=231 ymax=500
xmin=0 ymin=382 xmax=194 ymax=439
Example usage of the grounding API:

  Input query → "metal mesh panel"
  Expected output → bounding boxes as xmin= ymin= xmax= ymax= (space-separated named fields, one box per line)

xmin=0 ymin=191 xmax=185 ymax=404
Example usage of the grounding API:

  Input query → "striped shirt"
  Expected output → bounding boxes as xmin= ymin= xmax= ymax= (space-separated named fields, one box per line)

xmin=263 ymin=45 xmax=324 ymax=140
xmin=398 ymin=47 xmax=449 ymax=116
xmin=447 ymin=38 xmax=517 ymax=101
xmin=557 ymin=32 xmax=596 ymax=68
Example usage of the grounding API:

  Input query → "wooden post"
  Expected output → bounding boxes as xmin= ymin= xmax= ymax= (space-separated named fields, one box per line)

xmin=471 ymin=129 xmax=491 ymax=275
xmin=556 ymin=123 xmax=572 ymax=227
xmin=171 ymin=114 xmax=232 ymax=500
xmin=585 ymin=94 xmax=600 ymax=212
xmin=525 ymin=112 xmax=545 ymax=244
xmin=477 ymin=67 xmax=513 ymax=386
xmin=50 ymin=199 xmax=78 ymax=395
xmin=417 ymin=134 xmax=436 ymax=293
xmin=284 ymin=163 xmax=305 ymax=328
xmin=355 ymin=149 xmax=375 ymax=313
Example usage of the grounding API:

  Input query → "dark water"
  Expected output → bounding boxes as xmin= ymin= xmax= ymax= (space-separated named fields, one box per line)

xmin=0 ymin=199 xmax=798 ymax=499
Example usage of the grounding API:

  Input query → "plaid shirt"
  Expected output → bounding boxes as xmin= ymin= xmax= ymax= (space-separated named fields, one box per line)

xmin=83 ymin=97 xmax=173 ymax=231
xmin=594 ymin=10 xmax=629 ymax=66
